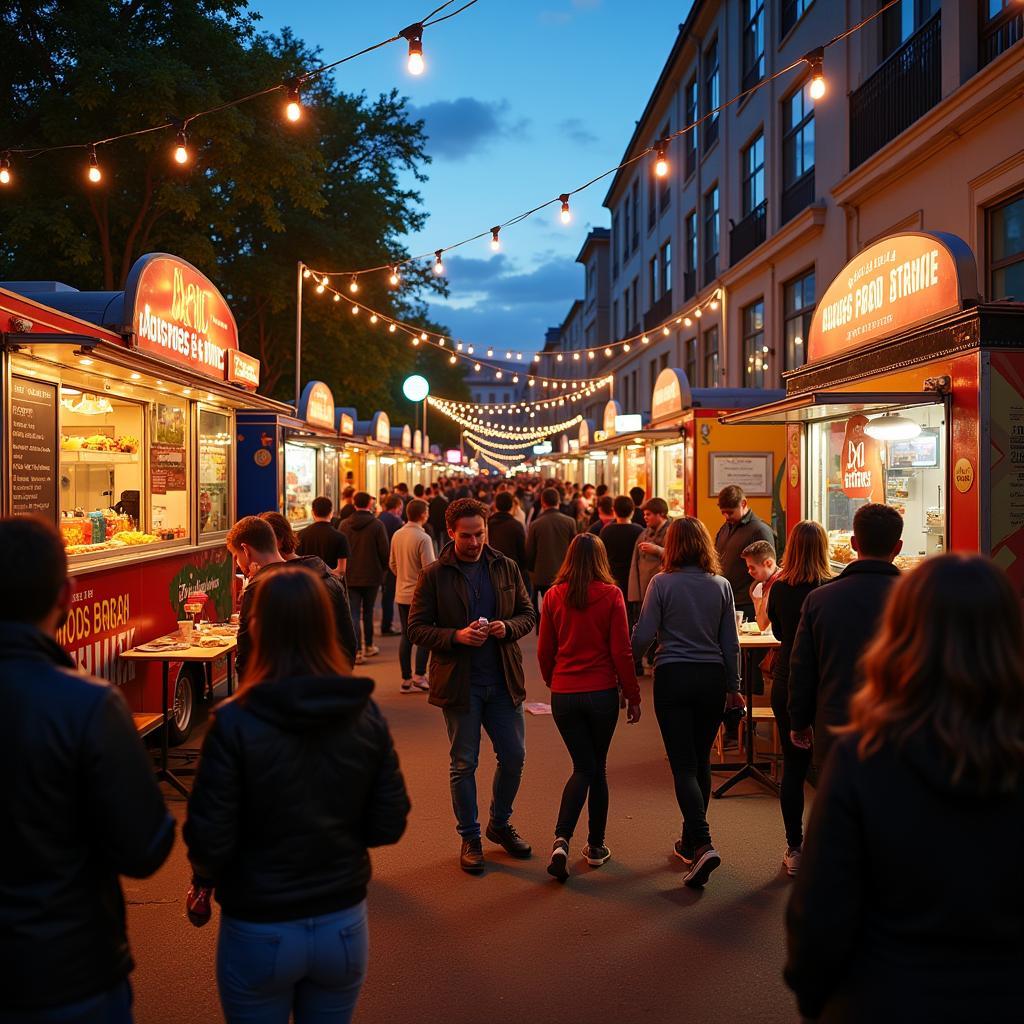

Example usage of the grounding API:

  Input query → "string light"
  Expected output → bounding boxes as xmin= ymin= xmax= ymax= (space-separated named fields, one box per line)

xmin=662 ymin=326 xmax=670 ymax=336
xmin=351 ymin=304 xmax=359 ymax=314
xmin=349 ymin=276 xmax=359 ymax=293
xmin=490 ymin=227 xmax=501 ymax=251
xmin=370 ymin=313 xmax=378 ymax=323
xmin=559 ymin=194 xmax=571 ymax=225
xmin=389 ymin=323 xmax=397 ymax=333
xmin=806 ymin=48 xmax=826 ymax=101
xmin=433 ymin=250 xmax=444 ymax=275
xmin=449 ymin=354 xmax=457 ymax=364
xmin=710 ymin=298 xmax=719 ymax=310
xmin=315 ymin=279 xmax=325 ymax=294
xmin=87 ymin=146 xmax=101 ymax=184
xmin=474 ymin=362 xmax=481 ymax=372
xmin=302 ymin=267 xmax=311 ymax=279
xmin=0 ymin=153 xmax=10 ymax=186
xmin=401 ymin=23 xmax=425 ymax=76
xmin=694 ymin=308 xmax=702 ymax=318
xmin=285 ymin=80 xmax=303 ymax=123
xmin=684 ymin=316 xmax=692 ymax=327
xmin=389 ymin=266 xmax=400 ymax=287
xmin=654 ymin=141 xmax=669 ymax=177
xmin=333 ymin=293 xmax=340 ymax=302
xmin=173 ymin=129 xmax=189 ymax=165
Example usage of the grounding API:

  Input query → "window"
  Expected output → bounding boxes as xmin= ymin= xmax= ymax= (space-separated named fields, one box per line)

xmin=622 ymin=201 xmax=631 ymax=261
xmin=989 ymin=191 xmax=1024 ymax=300
xmin=631 ymin=181 xmax=640 ymax=250
xmin=783 ymin=82 xmax=815 ymax=188
xmin=631 ymin=278 xmax=640 ymax=331
xmin=659 ymin=121 xmax=672 ymax=209
xmin=743 ymin=299 xmax=767 ymax=388
xmin=684 ymin=76 xmax=699 ymax=175
xmin=587 ymin=265 xmax=596 ymax=302
xmin=198 ymin=409 xmax=231 ymax=535
xmin=703 ymin=326 xmax=720 ymax=386
xmin=784 ymin=269 xmax=816 ymax=370
xmin=649 ymin=254 xmax=660 ymax=304
xmin=488 ymin=392 xmax=496 ymax=404
xmin=623 ymin=288 xmax=632 ymax=335
xmin=880 ymin=0 xmax=939 ymax=61
xmin=151 ymin=398 xmax=189 ymax=543
xmin=686 ymin=211 xmax=698 ymax=276
xmin=981 ymin=0 xmax=1024 ymax=66
xmin=685 ymin=337 xmax=698 ymax=384
xmin=284 ymin=442 xmax=317 ymax=524
xmin=703 ymin=185 xmax=720 ymax=283
xmin=658 ymin=351 xmax=670 ymax=375
xmin=742 ymin=132 xmax=766 ymax=215
xmin=703 ymin=38 xmax=719 ymax=151
xmin=648 ymin=172 xmax=657 ymax=230
xmin=661 ymin=241 xmax=672 ymax=296
xmin=613 ymin=298 xmax=620 ymax=336
xmin=612 ymin=213 xmax=620 ymax=279
xmin=742 ymin=0 xmax=765 ymax=90
xmin=781 ymin=0 xmax=813 ymax=39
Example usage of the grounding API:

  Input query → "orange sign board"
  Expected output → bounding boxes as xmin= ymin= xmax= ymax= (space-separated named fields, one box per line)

xmin=226 ymin=350 xmax=260 ymax=390
xmin=807 ymin=232 xmax=978 ymax=363
xmin=126 ymin=253 xmax=239 ymax=379
xmin=840 ymin=415 xmax=882 ymax=501
xmin=299 ymin=381 xmax=335 ymax=430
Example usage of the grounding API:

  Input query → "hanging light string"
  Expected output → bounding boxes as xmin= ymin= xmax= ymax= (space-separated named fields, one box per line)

xmin=465 ymin=439 xmax=521 ymax=469
xmin=302 ymin=0 xmax=900 ymax=285
xmin=428 ymin=375 xmax=612 ymax=417
xmin=463 ymin=431 xmax=545 ymax=451
xmin=428 ymin=397 xmax=582 ymax=440
xmin=0 ymin=0 xmax=479 ymax=184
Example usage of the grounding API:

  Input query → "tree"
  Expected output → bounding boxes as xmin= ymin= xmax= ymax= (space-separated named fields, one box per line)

xmin=0 ymin=0 xmax=469 ymax=442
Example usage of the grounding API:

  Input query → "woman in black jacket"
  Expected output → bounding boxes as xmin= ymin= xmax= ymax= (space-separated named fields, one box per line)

xmin=785 ymin=554 xmax=1024 ymax=1023
xmin=184 ymin=565 xmax=410 ymax=1024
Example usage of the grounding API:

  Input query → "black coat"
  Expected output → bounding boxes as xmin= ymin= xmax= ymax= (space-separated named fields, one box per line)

xmin=713 ymin=509 xmax=775 ymax=608
xmin=184 ymin=674 xmax=409 ymax=922
xmin=292 ymin=555 xmax=358 ymax=664
xmin=788 ymin=559 xmax=900 ymax=758
xmin=339 ymin=510 xmax=390 ymax=588
xmin=785 ymin=732 xmax=1024 ymax=1022
xmin=487 ymin=510 xmax=527 ymax=566
xmin=0 ymin=623 xmax=174 ymax=1010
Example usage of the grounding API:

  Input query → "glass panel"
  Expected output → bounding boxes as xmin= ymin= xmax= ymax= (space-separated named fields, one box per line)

xmin=657 ymin=442 xmax=687 ymax=517
xmin=323 ymin=447 xmax=339 ymax=511
xmin=623 ymin=446 xmax=649 ymax=496
xmin=993 ymin=261 xmax=1024 ymax=302
xmin=991 ymin=194 xmax=1024 ymax=261
xmin=150 ymin=399 xmax=189 ymax=542
xmin=198 ymin=408 xmax=231 ymax=536
xmin=284 ymin=442 xmax=317 ymax=524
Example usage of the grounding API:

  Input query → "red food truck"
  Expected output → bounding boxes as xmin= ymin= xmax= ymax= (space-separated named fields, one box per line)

xmin=1 ymin=253 xmax=290 ymax=741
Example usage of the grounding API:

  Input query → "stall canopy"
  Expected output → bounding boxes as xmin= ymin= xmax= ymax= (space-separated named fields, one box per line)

xmin=720 ymin=390 xmax=945 ymax=425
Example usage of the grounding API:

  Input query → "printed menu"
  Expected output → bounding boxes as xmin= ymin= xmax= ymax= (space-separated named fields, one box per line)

xmin=11 ymin=376 xmax=58 ymax=518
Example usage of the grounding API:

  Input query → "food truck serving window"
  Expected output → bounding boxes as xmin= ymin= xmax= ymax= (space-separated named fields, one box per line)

xmin=198 ymin=408 xmax=232 ymax=536
xmin=808 ymin=403 xmax=946 ymax=572
xmin=285 ymin=442 xmax=317 ymax=524
xmin=656 ymin=442 xmax=686 ymax=518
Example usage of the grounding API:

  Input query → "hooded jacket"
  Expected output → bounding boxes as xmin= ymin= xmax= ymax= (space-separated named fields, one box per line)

xmin=339 ymin=509 xmax=390 ymax=588
xmin=487 ymin=510 xmax=528 ymax=567
xmin=785 ymin=731 xmax=1023 ymax=1022
xmin=0 ymin=622 xmax=174 ymax=1010
xmin=184 ymin=674 xmax=409 ymax=923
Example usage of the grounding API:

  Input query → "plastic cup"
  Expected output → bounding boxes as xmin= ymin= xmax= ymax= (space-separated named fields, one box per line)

xmin=178 ymin=620 xmax=194 ymax=643
xmin=735 ymin=611 xmax=745 ymax=633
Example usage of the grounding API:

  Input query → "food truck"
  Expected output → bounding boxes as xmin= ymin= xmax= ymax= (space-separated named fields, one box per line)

xmin=1 ymin=253 xmax=288 ymax=740
xmin=720 ymin=231 xmax=1024 ymax=589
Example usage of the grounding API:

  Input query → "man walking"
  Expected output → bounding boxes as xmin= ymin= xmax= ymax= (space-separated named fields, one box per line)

xmin=525 ymin=486 xmax=577 ymax=624
xmin=713 ymin=485 xmax=775 ymax=623
xmin=600 ymin=495 xmax=643 ymax=599
xmin=788 ymin=503 xmax=903 ymax=767
xmin=408 ymin=498 xmax=536 ymax=873
xmin=487 ymin=491 xmax=528 ymax=567
xmin=390 ymin=498 xmax=435 ymax=694
xmin=587 ymin=494 xmax=616 ymax=535
xmin=378 ymin=494 xmax=405 ymax=636
xmin=627 ymin=497 xmax=670 ymax=672
xmin=339 ymin=491 xmax=391 ymax=663
xmin=427 ymin=482 xmax=449 ymax=551
xmin=296 ymin=496 xmax=349 ymax=576
xmin=0 ymin=517 xmax=174 ymax=1019
xmin=333 ymin=485 xmax=357 ymax=527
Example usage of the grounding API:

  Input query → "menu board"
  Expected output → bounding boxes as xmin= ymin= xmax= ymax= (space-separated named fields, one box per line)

xmin=151 ymin=443 xmax=187 ymax=494
xmin=10 ymin=376 xmax=58 ymax=518
xmin=709 ymin=452 xmax=773 ymax=497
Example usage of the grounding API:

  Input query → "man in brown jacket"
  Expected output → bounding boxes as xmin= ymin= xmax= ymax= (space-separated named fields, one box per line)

xmin=408 ymin=498 xmax=536 ymax=873
xmin=525 ymin=486 xmax=577 ymax=628
xmin=627 ymin=497 xmax=670 ymax=673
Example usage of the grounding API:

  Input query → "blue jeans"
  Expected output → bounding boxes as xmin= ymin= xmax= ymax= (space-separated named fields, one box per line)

xmin=380 ymin=571 xmax=396 ymax=631
xmin=397 ymin=603 xmax=428 ymax=679
xmin=0 ymin=982 xmax=132 ymax=1024
xmin=442 ymin=683 xmax=526 ymax=839
xmin=217 ymin=902 xmax=368 ymax=1024
xmin=347 ymin=586 xmax=378 ymax=651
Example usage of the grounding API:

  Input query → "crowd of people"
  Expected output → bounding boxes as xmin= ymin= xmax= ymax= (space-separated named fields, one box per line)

xmin=2 ymin=473 xmax=1022 ymax=1023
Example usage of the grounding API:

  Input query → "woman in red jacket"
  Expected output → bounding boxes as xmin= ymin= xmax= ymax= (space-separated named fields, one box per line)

xmin=538 ymin=533 xmax=641 ymax=881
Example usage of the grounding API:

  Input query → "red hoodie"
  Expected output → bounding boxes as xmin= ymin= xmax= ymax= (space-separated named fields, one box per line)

xmin=537 ymin=581 xmax=641 ymax=704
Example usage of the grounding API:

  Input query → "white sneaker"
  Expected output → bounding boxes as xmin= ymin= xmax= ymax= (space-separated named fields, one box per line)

xmin=363 ymin=645 xmax=380 ymax=658
xmin=783 ymin=847 xmax=802 ymax=877
xmin=355 ymin=651 xmax=365 ymax=665
xmin=413 ymin=675 xmax=430 ymax=691
xmin=400 ymin=679 xmax=417 ymax=694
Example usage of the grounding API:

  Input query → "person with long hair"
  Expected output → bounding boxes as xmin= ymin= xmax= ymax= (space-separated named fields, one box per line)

xmin=765 ymin=521 xmax=831 ymax=877
xmin=538 ymin=534 xmax=641 ymax=881
xmin=184 ymin=566 xmax=410 ymax=1024
xmin=631 ymin=517 xmax=742 ymax=888
xmin=785 ymin=554 xmax=1024 ymax=1022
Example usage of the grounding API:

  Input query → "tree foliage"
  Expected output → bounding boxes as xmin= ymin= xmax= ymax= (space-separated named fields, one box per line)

xmin=0 ymin=0 xmax=468 ymax=443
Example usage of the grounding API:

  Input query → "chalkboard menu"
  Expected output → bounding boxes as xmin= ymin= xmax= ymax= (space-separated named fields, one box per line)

xmin=11 ymin=376 xmax=58 ymax=519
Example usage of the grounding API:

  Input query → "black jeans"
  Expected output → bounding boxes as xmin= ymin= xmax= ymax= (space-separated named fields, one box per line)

xmin=397 ymin=603 xmax=428 ymax=679
xmin=348 ymin=585 xmax=378 ymax=650
xmin=653 ymin=662 xmax=726 ymax=850
xmin=772 ymin=681 xmax=812 ymax=849
xmin=551 ymin=688 xmax=620 ymax=845
xmin=380 ymin=570 xmax=396 ymax=630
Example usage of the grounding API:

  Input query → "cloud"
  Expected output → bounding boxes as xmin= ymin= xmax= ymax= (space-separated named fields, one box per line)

xmin=409 ymin=98 xmax=527 ymax=161
xmin=540 ymin=0 xmax=601 ymax=25
xmin=558 ymin=117 xmax=598 ymax=147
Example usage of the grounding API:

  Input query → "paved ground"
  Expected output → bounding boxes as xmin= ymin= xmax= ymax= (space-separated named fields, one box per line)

xmin=127 ymin=628 xmax=803 ymax=1024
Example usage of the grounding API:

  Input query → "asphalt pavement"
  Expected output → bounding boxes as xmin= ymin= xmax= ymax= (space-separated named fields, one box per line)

xmin=127 ymin=627 xmax=803 ymax=1024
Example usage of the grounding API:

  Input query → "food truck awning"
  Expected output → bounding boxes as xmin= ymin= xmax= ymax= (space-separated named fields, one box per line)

xmin=719 ymin=390 xmax=946 ymax=426
xmin=585 ymin=426 xmax=682 ymax=452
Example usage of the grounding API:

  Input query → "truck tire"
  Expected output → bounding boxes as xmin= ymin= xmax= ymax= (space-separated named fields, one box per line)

xmin=166 ymin=668 xmax=197 ymax=746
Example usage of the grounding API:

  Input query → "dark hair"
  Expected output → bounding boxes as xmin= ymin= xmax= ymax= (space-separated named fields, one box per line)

xmin=741 ymin=539 xmax=775 ymax=564
xmin=595 ymin=484 xmax=608 ymax=497
xmin=552 ymin=534 xmax=617 ymax=610
xmin=342 ymin=486 xmax=355 ymax=500
xmin=494 ymin=492 xmax=514 ymax=513
xmin=242 ymin=566 xmax=351 ymax=686
xmin=596 ymin=495 xmax=614 ymax=515
xmin=384 ymin=494 xmax=404 ymax=512
xmin=406 ymin=498 xmax=428 ymax=521
xmin=354 ymin=491 xmax=372 ymax=510
xmin=445 ymin=497 xmax=489 ymax=531
xmin=717 ymin=485 xmax=745 ymax=509
xmin=847 ymin=554 xmax=1024 ymax=794
xmin=853 ymin=502 xmax=904 ymax=558
xmin=541 ymin=487 xmax=560 ymax=508
xmin=396 ymin=482 xmax=409 ymax=493
xmin=612 ymin=495 xmax=635 ymax=518
xmin=662 ymin=516 xmax=721 ymax=575
xmin=260 ymin=511 xmax=297 ymax=556
xmin=311 ymin=496 xmax=333 ymax=518
xmin=227 ymin=515 xmax=278 ymax=556
xmin=0 ymin=516 xmax=68 ymax=624
xmin=629 ymin=486 xmax=645 ymax=505
xmin=413 ymin=484 xmax=425 ymax=497
xmin=643 ymin=497 xmax=669 ymax=517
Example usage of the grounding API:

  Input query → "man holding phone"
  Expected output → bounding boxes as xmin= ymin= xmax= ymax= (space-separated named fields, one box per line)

xmin=408 ymin=498 xmax=537 ymax=873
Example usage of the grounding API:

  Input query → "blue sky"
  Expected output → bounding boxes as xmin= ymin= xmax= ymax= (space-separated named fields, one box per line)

xmin=251 ymin=0 xmax=691 ymax=348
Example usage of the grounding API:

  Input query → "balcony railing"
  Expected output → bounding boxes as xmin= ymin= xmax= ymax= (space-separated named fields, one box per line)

xmin=980 ymin=4 xmax=1023 ymax=67
xmin=703 ymin=254 xmax=719 ymax=287
xmin=683 ymin=269 xmax=696 ymax=301
xmin=730 ymin=201 xmax=767 ymax=266
xmin=849 ymin=12 xmax=941 ymax=169
xmin=643 ymin=290 xmax=673 ymax=332
xmin=781 ymin=171 xmax=814 ymax=225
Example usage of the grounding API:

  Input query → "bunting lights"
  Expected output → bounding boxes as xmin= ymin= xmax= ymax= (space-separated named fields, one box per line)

xmin=428 ymin=398 xmax=583 ymax=441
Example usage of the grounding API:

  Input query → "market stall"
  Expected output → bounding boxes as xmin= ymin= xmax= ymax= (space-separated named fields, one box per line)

xmin=1 ymin=252 xmax=286 ymax=740
xmin=721 ymin=231 xmax=1024 ymax=588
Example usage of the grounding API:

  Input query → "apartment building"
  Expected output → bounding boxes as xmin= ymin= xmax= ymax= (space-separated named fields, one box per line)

xmin=588 ymin=0 xmax=1023 ymax=420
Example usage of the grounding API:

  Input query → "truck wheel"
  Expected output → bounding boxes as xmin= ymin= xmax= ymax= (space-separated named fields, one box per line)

xmin=166 ymin=669 xmax=196 ymax=746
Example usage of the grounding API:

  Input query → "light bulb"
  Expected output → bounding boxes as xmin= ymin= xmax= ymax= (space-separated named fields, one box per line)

xmin=695 ymin=308 xmax=702 ymax=318
xmin=654 ymin=142 xmax=669 ymax=178
xmin=87 ymin=146 xmax=101 ymax=184
xmin=389 ymin=266 xmax=400 ymax=287
xmin=623 ymin=343 xmax=631 ymax=353
xmin=556 ymin=353 xmax=563 ymax=362
xmin=710 ymin=299 xmax=719 ymax=310
xmin=450 ymin=354 xmax=457 ymax=364
xmin=662 ymin=326 xmax=671 ymax=336
xmin=402 ymin=23 xmax=425 ymax=75
xmin=684 ymin=317 xmax=692 ymax=327
xmin=285 ymin=81 xmax=302 ymax=122
xmin=173 ymin=130 xmax=189 ymax=165
xmin=315 ymin=282 xmax=325 ymax=294
xmin=512 ymin=375 xmax=519 ymax=383
xmin=496 ymin=371 xmax=503 ymax=379
xmin=0 ymin=154 xmax=10 ymax=186
xmin=302 ymin=267 xmax=311 ymax=279
xmin=806 ymin=49 xmax=826 ymax=100
xmin=468 ymin=345 xmax=475 ymax=355
xmin=389 ymin=323 xmax=397 ymax=333
xmin=351 ymin=305 xmax=359 ymax=314
xmin=412 ymin=336 xmax=420 ymax=346
xmin=370 ymin=314 xmax=378 ymax=324
xmin=349 ymin=276 xmax=359 ymax=293
xmin=421 ymin=332 xmax=429 ymax=341
xmin=333 ymin=293 xmax=340 ymax=302
xmin=588 ymin=351 xmax=595 ymax=360
xmin=559 ymin=194 xmax=571 ymax=225
xmin=434 ymin=250 xmax=444 ymax=275
xmin=605 ymin=347 xmax=613 ymax=357
xmin=490 ymin=227 xmax=501 ymax=251
xmin=641 ymin=334 xmax=650 ymax=344
xmin=474 ymin=363 xmax=481 ymax=372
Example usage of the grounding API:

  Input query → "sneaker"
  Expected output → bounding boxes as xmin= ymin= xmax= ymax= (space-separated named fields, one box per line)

xmin=485 ymin=821 xmax=532 ymax=858
xmin=460 ymin=837 xmax=485 ymax=873
xmin=379 ymin=627 xmax=399 ymax=636
xmin=400 ymin=679 xmax=417 ymax=694
xmin=547 ymin=839 xmax=569 ymax=882
xmin=783 ymin=846 xmax=802 ymax=877
xmin=355 ymin=651 xmax=365 ymax=665
xmin=673 ymin=839 xmax=694 ymax=865
xmin=413 ymin=675 xmax=430 ymax=691
xmin=683 ymin=844 xmax=721 ymax=888
xmin=363 ymin=645 xmax=380 ymax=658
xmin=583 ymin=844 xmax=611 ymax=866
